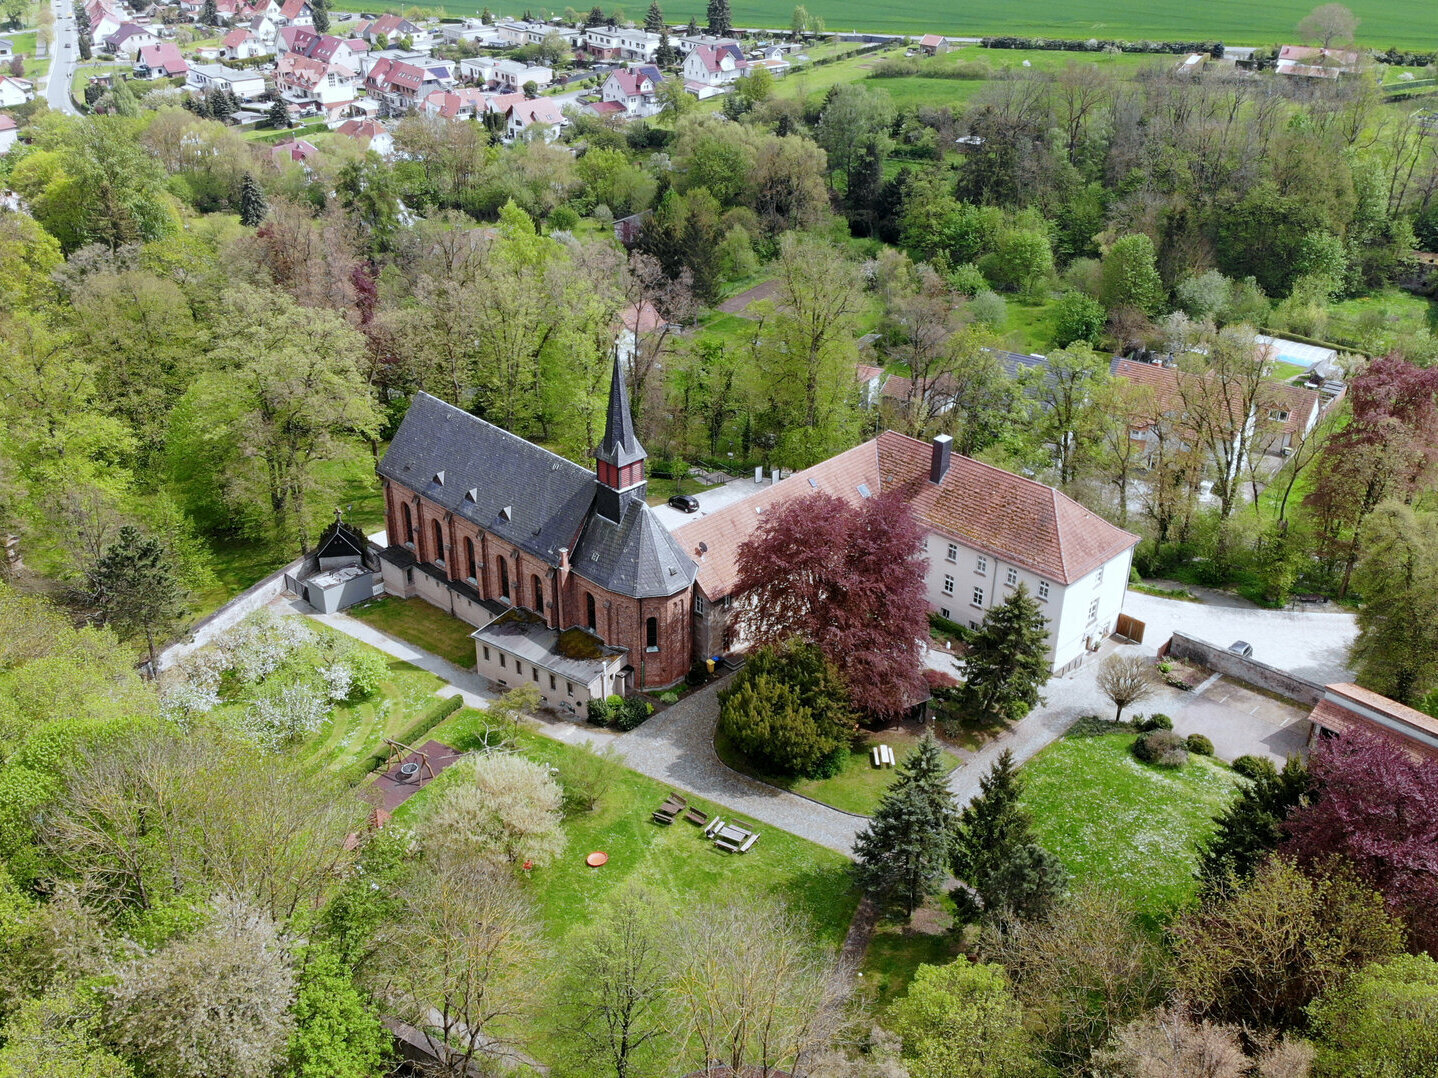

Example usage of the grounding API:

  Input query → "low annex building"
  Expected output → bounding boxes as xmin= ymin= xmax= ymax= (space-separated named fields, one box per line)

xmin=376 ymin=355 xmax=697 ymax=694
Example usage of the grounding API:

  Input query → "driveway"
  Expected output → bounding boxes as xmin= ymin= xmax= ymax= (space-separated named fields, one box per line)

xmin=1171 ymin=677 xmax=1311 ymax=764
xmin=649 ymin=473 xmax=773 ymax=531
xmin=43 ymin=0 xmax=80 ymax=117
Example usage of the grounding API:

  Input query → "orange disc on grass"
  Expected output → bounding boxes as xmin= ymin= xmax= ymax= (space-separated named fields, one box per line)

xmin=586 ymin=851 xmax=609 ymax=867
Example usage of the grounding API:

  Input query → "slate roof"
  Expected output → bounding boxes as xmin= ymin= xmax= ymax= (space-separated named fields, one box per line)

xmin=379 ymin=392 xmax=693 ymax=600
xmin=596 ymin=351 xmax=646 ymax=468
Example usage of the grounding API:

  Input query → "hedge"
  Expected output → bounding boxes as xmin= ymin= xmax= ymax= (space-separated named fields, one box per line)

xmin=344 ymin=693 xmax=464 ymax=786
xmin=981 ymin=36 xmax=1223 ymax=58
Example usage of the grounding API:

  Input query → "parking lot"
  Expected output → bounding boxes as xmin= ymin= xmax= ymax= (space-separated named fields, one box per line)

xmin=1172 ymin=677 xmax=1313 ymax=763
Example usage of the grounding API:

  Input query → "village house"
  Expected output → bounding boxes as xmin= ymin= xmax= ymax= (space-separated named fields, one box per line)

xmin=0 ymin=37 xmax=12 ymax=59
xmin=134 ymin=41 xmax=188 ymax=78
xmin=505 ymin=96 xmax=566 ymax=140
xmin=600 ymin=63 xmax=663 ymax=117
xmin=376 ymin=356 xmax=696 ymax=696
xmin=917 ymin=33 xmax=948 ymax=55
xmin=185 ymin=61 xmax=266 ymax=99
xmin=673 ymin=433 xmax=1138 ymax=674
xmin=494 ymin=18 xmax=580 ymax=47
xmin=1275 ymin=43 xmax=1361 ymax=77
xmin=278 ymin=26 xmax=367 ymax=70
xmin=333 ymin=117 xmax=393 ymax=155
xmin=682 ymin=42 xmax=747 ymax=94
xmin=277 ymin=52 xmax=359 ymax=120
xmin=366 ymin=56 xmax=454 ymax=116
xmin=105 ymin=22 xmax=160 ymax=58
xmin=460 ymin=55 xmax=552 ymax=91
xmin=270 ymin=135 xmax=318 ymax=165
xmin=221 ymin=27 xmax=266 ymax=59
xmin=357 ymin=12 xmax=430 ymax=50
xmin=441 ymin=19 xmax=507 ymax=47
xmin=0 ymin=75 xmax=32 ymax=107
xmin=0 ymin=114 xmax=18 ymax=155
xmin=263 ymin=0 xmax=314 ymax=30
xmin=582 ymin=24 xmax=659 ymax=62
xmin=85 ymin=0 xmax=126 ymax=44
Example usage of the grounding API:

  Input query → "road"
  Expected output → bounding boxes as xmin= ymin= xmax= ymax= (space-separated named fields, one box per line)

xmin=44 ymin=0 xmax=80 ymax=116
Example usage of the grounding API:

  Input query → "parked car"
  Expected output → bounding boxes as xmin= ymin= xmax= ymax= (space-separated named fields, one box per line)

xmin=1227 ymin=640 xmax=1253 ymax=658
xmin=668 ymin=494 xmax=699 ymax=513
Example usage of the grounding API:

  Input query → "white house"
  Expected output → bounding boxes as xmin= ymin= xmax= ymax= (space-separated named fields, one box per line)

xmin=682 ymin=42 xmax=747 ymax=88
xmin=221 ymin=28 xmax=266 ymax=59
xmin=601 ymin=64 xmax=662 ymax=117
xmin=461 ymin=55 xmax=552 ymax=90
xmin=186 ymin=61 xmax=266 ymax=99
xmin=583 ymin=24 xmax=658 ymax=61
xmin=505 ymin=97 xmax=565 ymax=141
xmin=0 ymin=76 xmax=33 ymax=107
xmin=0 ymin=114 xmax=18 ymax=155
xmin=105 ymin=23 xmax=160 ymax=57
xmin=334 ymin=117 xmax=393 ymax=155
xmin=135 ymin=41 xmax=188 ymax=78
xmin=265 ymin=0 xmax=314 ymax=29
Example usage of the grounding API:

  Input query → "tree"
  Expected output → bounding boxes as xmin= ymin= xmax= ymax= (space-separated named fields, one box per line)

xmin=1099 ymin=233 xmax=1165 ymax=316
xmin=89 ymin=525 xmax=189 ymax=674
xmin=369 ymin=861 xmax=541 ymax=1077
xmin=718 ymin=640 xmax=855 ymax=778
xmin=669 ymin=897 xmax=847 ymax=1073
xmin=1172 ymin=858 xmax=1404 ymax=1031
xmin=985 ymin=229 xmax=1053 ymax=299
xmin=417 ymin=752 xmax=565 ymax=871
xmin=587 ymin=4 xmax=605 ymax=24
xmin=852 ymin=735 xmax=961 ymax=914
xmin=889 ymin=959 xmax=1035 ymax=1078
xmin=790 ymin=4 xmax=809 ymax=37
xmin=704 ymin=0 xmax=730 ymax=35
xmin=267 ymin=97 xmax=290 ymax=129
xmin=1297 ymin=3 xmax=1358 ymax=49
xmin=239 ymin=172 xmax=267 ymax=228
xmin=815 ymin=84 xmax=894 ymax=196
xmin=654 ymin=27 xmax=677 ymax=66
xmin=1346 ymin=503 xmax=1438 ymax=704
xmin=103 ymin=897 xmax=296 ymax=1078
xmin=1282 ymin=729 xmax=1438 ymax=954
xmin=733 ymin=488 xmax=929 ymax=717
xmin=283 ymin=944 xmax=390 ymax=1078
xmin=558 ymin=888 xmax=672 ymax=1078
xmin=1307 ymin=954 xmax=1438 ymax=1078
xmin=951 ymin=749 xmax=1065 ymax=927
xmin=201 ymin=0 xmax=218 ymax=24
xmin=309 ymin=0 xmax=329 ymax=33
xmin=1051 ymin=290 xmax=1105 ymax=347
xmin=643 ymin=0 xmax=663 ymax=31
xmin=0 ymin=988 xmax=134 ymax=1078
xmin=1094 ymin=1007 xmax=1313 ymax=1078
xmin=1019 ymin=343 xmax=1112 ymax=488
xmin=984 ymin=884 xmax=1167 ymax=1072
xmin=78 ymin=33 xmax=91 ymax=59
xmin=962 ymin=585 xmax=1051 ymax=722
xmin=655 ymin=76 xmax=695 ymax=117
xmin=1095 ymin=654 xmax=1155 ymax=722
xmin=1196 ymin=755 xmax=1312 ymax=899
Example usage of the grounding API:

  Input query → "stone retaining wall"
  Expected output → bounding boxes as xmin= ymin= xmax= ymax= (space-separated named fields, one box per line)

xmin=1161 ymin=631 xmax=1326 ymax=706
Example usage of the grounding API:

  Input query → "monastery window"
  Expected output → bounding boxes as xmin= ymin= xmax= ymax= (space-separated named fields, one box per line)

xmin=401 ymin=502 xmax=414 ymax=547
xmin=972 ymin=586 xmax=984 ymax=607
xmin=1006 ymin=568 xmax=1018 ymax=587
xmin=646 ymin=616 xmax=658 ymax=651
xmin=566 ymin=681 xmax=574 ymax=697
xmin=482 ymin=646 xmax=491 ymax=662
xmin=431 ymin=519 xmax=444 ymax=566
xmin=942 ymin=574 xmax=954 ymax=595
xmin=464 ymin=537 xmax=476 ymax=581
xmin=549 ymin=674 xmax=556 ymax=690
xmin=694 ymin=594 xmax=707 ymax=616
xmin=531 ymin=574 xmax=543 ymax=612
xmin=1088 ymin=598 xmax=1100 ymax=621
xmin=532 ymin=666 xmax=539 ymax=682
xmin=940 ymin=607 xmax=950 ymax=619
xmin=946 ymin=543 xmax=958 ymax=563
xmin=498 ymin=653 xmax=506 ymax=668
xmin=498 ymin=556 xmax=510 ymax=599
xmin=586 ymin=593 xmax=596 ymax=630
xmin=975 ymin=555 xmax=987 ymax=574
xmin=1038 ymin=579 xmax=1050 ymax=601
xmin=1095 ymin=566 xmax=1104 ymax=586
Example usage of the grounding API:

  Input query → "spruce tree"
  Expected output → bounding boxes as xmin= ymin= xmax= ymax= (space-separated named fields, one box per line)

xmin=78 ymin=33 xmax=91 ymax=59
xmin=962 ymin=583 xmax=1051 ymax=722
xmin=851 ymin=734 xmax=960 ymax=915
xmin=239 ymin=172 xmax=267 ymax=227
xmin=91 ymin=526 xmax=190 ymax=675
xmin=267 ymin=97 xmax=290 ymax=128
xmin=201 ymin=0 xmax=218 ymax=25
xmin=643 ymin=0 xmax=663 ymax=31
xmin=310 ymin=0 xmax=329 ymax=33
xmin=586 ymin=4 xmax=605 ymax=25
xmin=685 ymin=16 xmax=697 ymax=34
xmin=951 ymin=749 xmax=1066 ymax=927
xmin=74 ymin=1 xmax=90 ymax=33
xmin=1196 ymin=756 xmax=1312 ymax=899
xmin=704 ymin=0 xmax=730 ymax=35
xmin=655 ymin=27 xmax=676 ymax=66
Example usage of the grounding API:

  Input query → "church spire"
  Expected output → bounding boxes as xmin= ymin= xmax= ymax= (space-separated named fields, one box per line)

xmin=594 ymin=351 xmax=646 ymax=521
xmin=596 ymin=349 xmax=646 ymax=473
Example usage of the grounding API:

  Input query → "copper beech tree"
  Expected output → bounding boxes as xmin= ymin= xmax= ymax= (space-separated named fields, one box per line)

xmin=734 ymin=489 xmax=929 ymax=718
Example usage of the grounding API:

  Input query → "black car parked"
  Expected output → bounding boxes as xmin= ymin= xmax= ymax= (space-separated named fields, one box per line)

xmin=668 ymin=494 xmax=700 ymax=513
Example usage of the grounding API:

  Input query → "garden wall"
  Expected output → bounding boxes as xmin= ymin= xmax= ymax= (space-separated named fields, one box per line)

xmin=1160 ymin=632 xmax=1326 ymax=706
xmin=156 ymin=552 xmax=314 ymax=672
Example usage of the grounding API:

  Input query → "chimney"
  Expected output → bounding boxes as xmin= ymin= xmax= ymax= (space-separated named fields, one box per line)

xmin=930 ymin=434 xmax=953 ymax=484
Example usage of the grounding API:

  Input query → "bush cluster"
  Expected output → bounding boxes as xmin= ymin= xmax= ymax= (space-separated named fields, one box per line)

xmin=1138 ymin=713 xmax=1173 ymax=731
xmin=1232 ymin=754 xmax=1278 ymax=780
xmin=1133 ymin=729 xmax=1188 ymax=768
xmin=981 ymin=35 xmax=1223 ymax=57
xmin=1185 ymin=733 xmax=1215 ymax=756
xmin=586 ymin=693 xmax=651 ymax=730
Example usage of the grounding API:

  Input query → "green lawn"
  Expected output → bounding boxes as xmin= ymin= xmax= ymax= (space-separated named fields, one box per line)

xmin=1325 ymin=287 xmax=1438 ymax=354
xmin=348 ymin=595 xmax=479 ymax=669
xmin=411 ymin=711 xmax=862 ymax=1064
xmin=1019 ymin=729 xmax=1241 ymax=922
xmin=643 ymin=473 xmax=724 ymax=505
xmin=1002 ymin=295 xmax=1061 ymax=353
xmin=714 ymin=725 xmax=961 ymax=815
xmin=299 ymin=655 xmax=451 ymax=772
xmin=871 ymin=76 xmax=985 ymax=109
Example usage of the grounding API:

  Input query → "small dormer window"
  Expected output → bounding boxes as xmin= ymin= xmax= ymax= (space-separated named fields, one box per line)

xmin=1269 ymin=409 xmax=1290 ymax=422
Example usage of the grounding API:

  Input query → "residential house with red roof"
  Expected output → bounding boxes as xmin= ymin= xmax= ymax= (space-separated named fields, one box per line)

xmin=135 ymin=41 xmax=188 ymax=78
xmin=221 ymin=27 xmax=265 ymax=59
xmin=682 ymin=41 xmax=746 ymax=92
xmin=277 ymin=51 xmax=359 ymax=118
xmin=85 ymin=0 xmax=125 ymax=43
xmin=917 ymin=33 xmax=947 ymax=55
xmin=673 ymin=432 xmax=1139 ymax=672
xmin=270 ymin=136 xmax=318 ymax=165
xmin=1276 ymin=44 xmax=1360 ymax=78
xmin=359 ymin=12 xmax=429 ymax=49
xmin=263 ymin=0 xmax=314 ymax=28
xmin=334 ymin=118 xmax=393 ymax=155
xmin=505 ymin=97 xmax=566 ymax=141
xmin=601 ymin=63 xmax=663 ymax=117
xmin=367 ymin=57 xmax=453 ymax=116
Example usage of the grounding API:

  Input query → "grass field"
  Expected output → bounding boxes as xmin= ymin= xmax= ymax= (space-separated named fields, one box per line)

xmin=349 ymin=595 xmax=480 ymax=669
xmin=350 ymin=0 xmax=1438 ymax=48
xmin=1019 ymin=728 xmax=1241 ymax=923
xmin=714 ymin=725 xmax=961 ymax=815
xmin=411 ymin=711 xmax=862 ymax=1064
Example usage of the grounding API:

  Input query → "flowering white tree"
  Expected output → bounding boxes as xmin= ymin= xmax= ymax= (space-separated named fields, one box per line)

xmin=319 ymin=663 xmax=354 ymax=703
xmin=221 ymin=609 xmax=315 ymax=684
xmin=243 ymin=682 xmax=329 ymax=750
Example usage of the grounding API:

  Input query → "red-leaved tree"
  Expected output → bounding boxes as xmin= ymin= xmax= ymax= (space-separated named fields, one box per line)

xmin=1282 ymin=730 xmax=1438 ymax=953
xmin=734 ymin=489 xmax=929 ymax=718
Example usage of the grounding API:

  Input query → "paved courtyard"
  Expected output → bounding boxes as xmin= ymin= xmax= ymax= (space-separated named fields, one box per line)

xmin=649 ymin=473 xmax=779 ymax=531
xmin=1172 ymin=677 xmax=1312 ymax=763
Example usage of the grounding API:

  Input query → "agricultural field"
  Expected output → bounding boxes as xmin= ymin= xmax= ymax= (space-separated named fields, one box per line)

xmin=366 ymin=0 xmax=1436 ymax=48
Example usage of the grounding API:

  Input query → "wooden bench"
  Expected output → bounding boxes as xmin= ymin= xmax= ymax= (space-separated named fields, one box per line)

xmin=870 ymin=746 xmax=883 ymax=768
xmin=738 ymin=832 xmax=759 ymax=853
xmin=684 ymin=808 xmax=708 ymax=826
xmin=704 ymin=817 xmax=725 ymax=838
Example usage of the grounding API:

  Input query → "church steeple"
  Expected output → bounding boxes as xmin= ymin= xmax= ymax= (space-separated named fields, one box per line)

xmin=594 ymin=351 xmax=646 ymax=520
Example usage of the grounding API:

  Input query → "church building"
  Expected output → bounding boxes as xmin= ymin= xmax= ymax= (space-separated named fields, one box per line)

xmin=375 ymin=356 xmax=696 ymax=699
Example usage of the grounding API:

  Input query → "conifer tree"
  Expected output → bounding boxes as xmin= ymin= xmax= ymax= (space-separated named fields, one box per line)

xmin=655 ymin=26 xmax=677 ymax=65
xmin=951 ymin=749 xmax=1066 ymax=928
xmin=586 ymin=4 xmax=605 ymax=25
xmin=962 ymin=583 xmax=1051 ymax=722
xmin=267 ymin=97 xmax=290 ymax=128
xmin=705 ymin=0 xmax=730 ymax=35
xmin=78 ymin=32 xmax=91 ymax=59
xmin=239 ymin=172 xmax=268 ymax=227
xmin=852 ymin=734 xmax=960 ymax=914
xmin=685 ymin=15 xmax=697 ymax=34
xmin=310 ymin=0 xmax=329 ymax=32
xmin=91 ymin=526 xmax=190 ymax=674
xmin=1196 ymin=756 xmax=1311 ymax=899
xmin=201 ymin=0 xmax=218 ymax=25
xmin=643 ymin=0 xmax=663 ymax=30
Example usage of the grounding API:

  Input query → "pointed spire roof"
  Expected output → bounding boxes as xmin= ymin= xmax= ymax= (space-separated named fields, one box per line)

xmin=596 ymin=351 xmax=646 ymax=470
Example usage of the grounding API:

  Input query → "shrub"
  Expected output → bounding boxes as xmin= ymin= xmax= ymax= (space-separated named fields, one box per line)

xmin=586 ymin=696 xmax=611 ymax=725
xmin=1185 ymin=734 xmax=1214 ymax=756
xmin=345 ymin=649 xmax=390 ymax=701
xmin=1155 ymin=748 xmax=1189 ymax=768
xmin=1140 ymin=713 xmax=1173 ymax=731
xmin=718 ymin=640 xmax=855 ymax=778
xmin=1133 ymin=729 xmax=1186 ymax=765
xmin=658 ymin=690 xmax=679 ymax=704
xmin=686 ymin=658 xmax=711 ymax=687
xmin=1232 ymin=754 xmax=1277 ymax=781
xmin=609 ymin=696 xmax=652 ymax=731
xmin=557 ymin=743 xmax=623 ymax=816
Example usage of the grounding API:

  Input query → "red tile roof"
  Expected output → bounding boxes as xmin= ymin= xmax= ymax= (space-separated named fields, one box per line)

xmin=919 ymin=33 xmax=943 ymax=46
xmin=674 ymin=430 xmax=1139 ymax=598
xmin=0 ymin=114 xmax=17 ymax=131
xmin=139 ymin=41 xmax=187 ymax=73
xmin=587 ymin=98 xmax=625 ymax=114
xmin=278 ymin=0 xmax=308 ymax=19
xmin=1309 ymin=683 xmax=1438 ymax=763
xmin=222 ymin=27 xmax=251 ymax=46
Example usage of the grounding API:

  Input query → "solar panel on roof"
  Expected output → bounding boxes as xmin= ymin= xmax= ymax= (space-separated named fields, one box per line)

xmin=857 ymin=483 xmax=872 ymax=498
xmin=808 ymin=478 xmax=817 ymax=488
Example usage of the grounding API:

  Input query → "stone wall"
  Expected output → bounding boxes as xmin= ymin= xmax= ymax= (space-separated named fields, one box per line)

xmin=1162 ymin=631 xmax=1326 ymax=706
xmin=157 ymin=552 xmax=314 ymax=672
